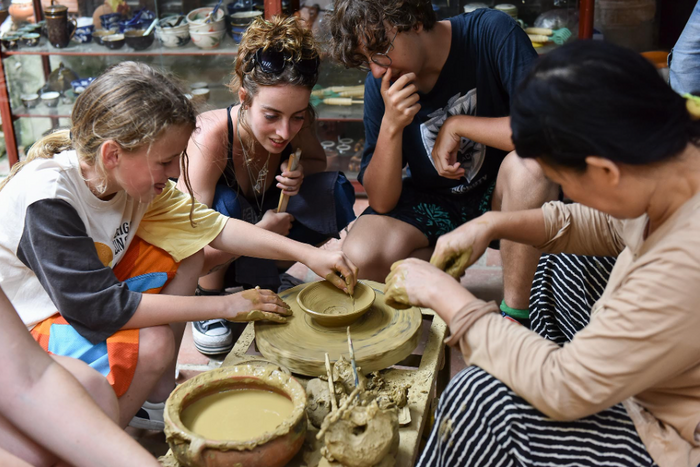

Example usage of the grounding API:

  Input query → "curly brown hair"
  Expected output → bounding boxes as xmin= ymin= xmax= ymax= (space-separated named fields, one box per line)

xmin=329 ymin=0 xmax=437 ymax=69
xmin=228 ymin=15 xmax=319 ymax=155
xmin=228 ymin=15 xmax=319 ymax=96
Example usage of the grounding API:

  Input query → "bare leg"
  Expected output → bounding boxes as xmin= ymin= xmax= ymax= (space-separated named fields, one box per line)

xmin=117 ymin=325 xmax=175 ymax=427
xmin=342 ymin=215 xmax=430 ymax=282
xmin=152 ymin=250 xmax=204 ymax=402
xmin=118 ymin=250 xmax=204 ymax=426
xmin=0 ymin=356 xmax=118 ymax=466
xmin=199 ymin=245 xmax=235 ymax=291
xmin=492 ymin=152 xmax=560 ymax=310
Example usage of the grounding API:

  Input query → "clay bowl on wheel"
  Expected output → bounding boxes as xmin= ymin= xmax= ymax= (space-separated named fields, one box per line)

xmin=297 ymin=280 xmax=376 ymax=327
xmin=164 ymin=363 xmax=306 ymax=467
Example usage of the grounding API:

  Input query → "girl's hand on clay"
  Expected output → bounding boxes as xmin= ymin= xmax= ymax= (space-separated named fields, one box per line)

xmin=308 ymin=250 xmax=359 ymax=295
xmin=432 ymin=117 xmax=466 ymax=180
xmin=225 ymin=287 xmax=292 ymax=323
xmin=431 ymin=213 xmax=493 ymax=279
xmin=276 ymin=160 xmax=304 ymax=196
xmin=380 ymin=69 xmax=421 ymax=132
xmin=257 ymin=209 xmax=294 ymax=236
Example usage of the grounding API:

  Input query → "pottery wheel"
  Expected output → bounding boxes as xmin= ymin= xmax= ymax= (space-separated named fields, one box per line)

xmin=255 ymin=281 xmax=422 ymax=377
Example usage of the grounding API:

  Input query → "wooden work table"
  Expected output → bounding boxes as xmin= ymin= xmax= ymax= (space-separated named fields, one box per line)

xmin=160 ymin=281 xmax=449 ymax=467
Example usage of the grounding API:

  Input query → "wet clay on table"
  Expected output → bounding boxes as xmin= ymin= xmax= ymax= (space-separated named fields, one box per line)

xmin=321 ymin=400 xmax=399 ymax=467
xmin=181 ymin=388 xmax=294 ymax=441
xmin=255 ymin=281 xmax=422 ymax=377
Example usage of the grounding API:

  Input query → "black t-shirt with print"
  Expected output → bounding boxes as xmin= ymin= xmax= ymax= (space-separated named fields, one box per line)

xmin=359 ymin=9 xmax=538 ymax=197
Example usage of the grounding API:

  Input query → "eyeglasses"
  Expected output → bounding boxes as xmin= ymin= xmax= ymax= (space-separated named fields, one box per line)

xmin=358 ymin=30 xmax=398 ymax=72
xmin=250 ymin=48 xmax=320 ymax=76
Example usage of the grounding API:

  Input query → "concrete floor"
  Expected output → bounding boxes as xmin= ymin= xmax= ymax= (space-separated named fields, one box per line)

xmin=129 ymin=197 xmax=505 ymax=459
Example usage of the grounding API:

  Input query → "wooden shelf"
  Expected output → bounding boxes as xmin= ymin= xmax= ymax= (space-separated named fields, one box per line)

xmin=2 ymin=38 xmax=239 ymax=56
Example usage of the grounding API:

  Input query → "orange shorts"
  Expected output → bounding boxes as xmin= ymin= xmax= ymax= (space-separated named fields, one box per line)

xmin=30 ymin=237 xmax=179 ymax=397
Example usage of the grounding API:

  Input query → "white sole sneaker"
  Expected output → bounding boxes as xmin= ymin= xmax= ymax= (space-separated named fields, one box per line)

xmin=192 ymin=319 xmax=233 ymax=356
xmin=128 ymin=401 xmax=165 ymax=431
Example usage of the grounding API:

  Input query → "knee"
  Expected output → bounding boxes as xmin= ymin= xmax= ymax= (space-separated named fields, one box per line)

xmin=138 ymin=325 xmax=176 ymax=375
xmin=497 ymin=152 xmax=558 ymax=208
xmin=54 ymin=356 xmax=120 ymax=423
xmin=81 ymin=370 xmax=120 ymax=422
xmin=342 ymin=230 xmax=383 ymax=271
xmin=182 ymin=248 xmax=205 ymax=274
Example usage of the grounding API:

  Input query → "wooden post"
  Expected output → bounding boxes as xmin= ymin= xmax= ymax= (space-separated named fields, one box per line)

xmin=0 ymin=57 xmax=19 ymax=166
xmin=264 ymin=0 xmax=282 ymax=18
xmin=579 ymin=0 xmax=595 ymax=39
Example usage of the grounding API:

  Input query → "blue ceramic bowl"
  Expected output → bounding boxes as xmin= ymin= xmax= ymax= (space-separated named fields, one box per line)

xmin=226 ymin=0 xmax=254 ymax=16
xmin=71 ymin=77 xmax=94 ymax=95
xmin=74 ymin=25 xmax=94 ymax=43
xmin=99 ymin=13 xmax=122 ymax=31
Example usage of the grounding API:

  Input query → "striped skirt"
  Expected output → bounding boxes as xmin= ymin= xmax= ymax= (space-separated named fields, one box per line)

xmin=418 ymin=253 xmax=658 ymax=467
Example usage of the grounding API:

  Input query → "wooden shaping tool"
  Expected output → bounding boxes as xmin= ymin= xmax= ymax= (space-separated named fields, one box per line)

xmin=277 ymin=148 xmax=302 ymax=213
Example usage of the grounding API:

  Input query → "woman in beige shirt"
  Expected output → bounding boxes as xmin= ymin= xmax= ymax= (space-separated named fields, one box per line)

xmin=386 ymin=41 xmax=700 ymax=467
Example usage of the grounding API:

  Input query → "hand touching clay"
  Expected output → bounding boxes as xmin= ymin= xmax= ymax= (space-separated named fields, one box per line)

xmin=306 ymin=250 xmax=358 ymax=295
xmin=226 ymin=287 xmax=292 ymax=323
xmin=431 ymin=214 xmax=494 ymax=279
xmin=384 ymin=259 xmax=474 ymax=326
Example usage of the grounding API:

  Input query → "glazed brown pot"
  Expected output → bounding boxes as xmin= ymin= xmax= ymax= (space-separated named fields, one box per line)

xmin=164 ymin=364 xmax=307 ymax=467
xmin=44 ymin=3 xmax=76 ymax=48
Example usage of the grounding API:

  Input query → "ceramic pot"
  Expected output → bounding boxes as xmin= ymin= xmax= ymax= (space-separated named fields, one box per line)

xmin=190 ymin=87 xmax=210 ymax=103
xmin=164 ymin=363 xmax=306 ymax=467
xmin=155 ymin=17 xmax=190 ymax=48
xmin=20 ymin=93 xmax=39 ymax=108
xmin=124 ymin=29 xmax=154 ymax=50
xmin=73 ymin=24 xmax=94 ymax=43
xmin=45 ymin=3 xmax=76 ymax=48
xmin=186 ymin=7 xmax=226 ymax=33
xmin=20 ymin=32 xmax=40 ymax=46
xmin=190 ymin=29 xmax=225 ymax=49
xmin=92 ymin=28 xmax=115 ymax=45
xmin=9 ymin=0 xmax=34 ymax=24
xmin=1 ymin=34 xmax=20 ymax=50
xmin=102 ymin=33 xmax=124 ymax=49
xmin=47 ymin=62 xmax=78 ymax=93
xmin=40 ymin=91 xmax=60 ymax=107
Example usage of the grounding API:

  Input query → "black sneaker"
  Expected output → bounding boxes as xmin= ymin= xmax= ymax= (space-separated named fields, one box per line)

xmin=128 ymin=401 xmax=165 ymax=431
xmin=192 ymin=319 xmax=233 ymax=355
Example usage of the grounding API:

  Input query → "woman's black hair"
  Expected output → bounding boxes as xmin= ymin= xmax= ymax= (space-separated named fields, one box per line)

xmin=511 ymin=40 xmax=700 ymax=171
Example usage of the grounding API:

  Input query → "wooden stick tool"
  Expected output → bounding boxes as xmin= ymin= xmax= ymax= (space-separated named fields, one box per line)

xmin=277 ymin=148 xmax=302 ymax=213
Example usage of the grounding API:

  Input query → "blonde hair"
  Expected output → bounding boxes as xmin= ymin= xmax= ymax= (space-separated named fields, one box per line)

xmin=0 ymin=62 xmax=198 ymax=217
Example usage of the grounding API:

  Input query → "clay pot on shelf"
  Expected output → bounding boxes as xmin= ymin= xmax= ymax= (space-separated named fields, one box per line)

xmin=124 ymin=29 xmax=154 ymax=50
xmin=44 ymin=2 xmax=76 ymax=48
xmin=47 ymin=62 xmax=78 ymax=93
xmin=9 ymin=0 xmax=34 ymax=24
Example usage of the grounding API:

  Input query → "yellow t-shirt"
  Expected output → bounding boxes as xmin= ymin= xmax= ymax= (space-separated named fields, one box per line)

xmin=137 ymin=181 xmax=228 ymax=262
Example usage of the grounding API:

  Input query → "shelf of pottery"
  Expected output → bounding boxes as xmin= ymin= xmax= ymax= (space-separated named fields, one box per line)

xmin=0 ymin=0 xmax=367 ymax=188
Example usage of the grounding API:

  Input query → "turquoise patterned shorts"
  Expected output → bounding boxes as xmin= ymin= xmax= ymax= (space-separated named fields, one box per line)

xmin=362 ymin=178 xmax=496 ymax=246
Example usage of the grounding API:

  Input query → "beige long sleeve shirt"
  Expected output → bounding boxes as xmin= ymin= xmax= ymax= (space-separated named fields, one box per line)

xmin=447 ymin=193 xmax=700 ymax=467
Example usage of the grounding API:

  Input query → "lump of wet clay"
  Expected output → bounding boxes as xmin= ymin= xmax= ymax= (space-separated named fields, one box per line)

xmin=322 ymin=400 xmax=399 ymax=467
xmin=307 ymin=378 xmax=334 ymax=428
xmin=366 ymin=372 xmax=409 ymax=410
xmin=333 ymin=356 xmax=367 ymax=394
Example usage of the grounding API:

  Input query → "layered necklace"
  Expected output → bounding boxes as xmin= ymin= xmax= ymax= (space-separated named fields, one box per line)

xmin=237 ymin=107 xmax=271 ymax=214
